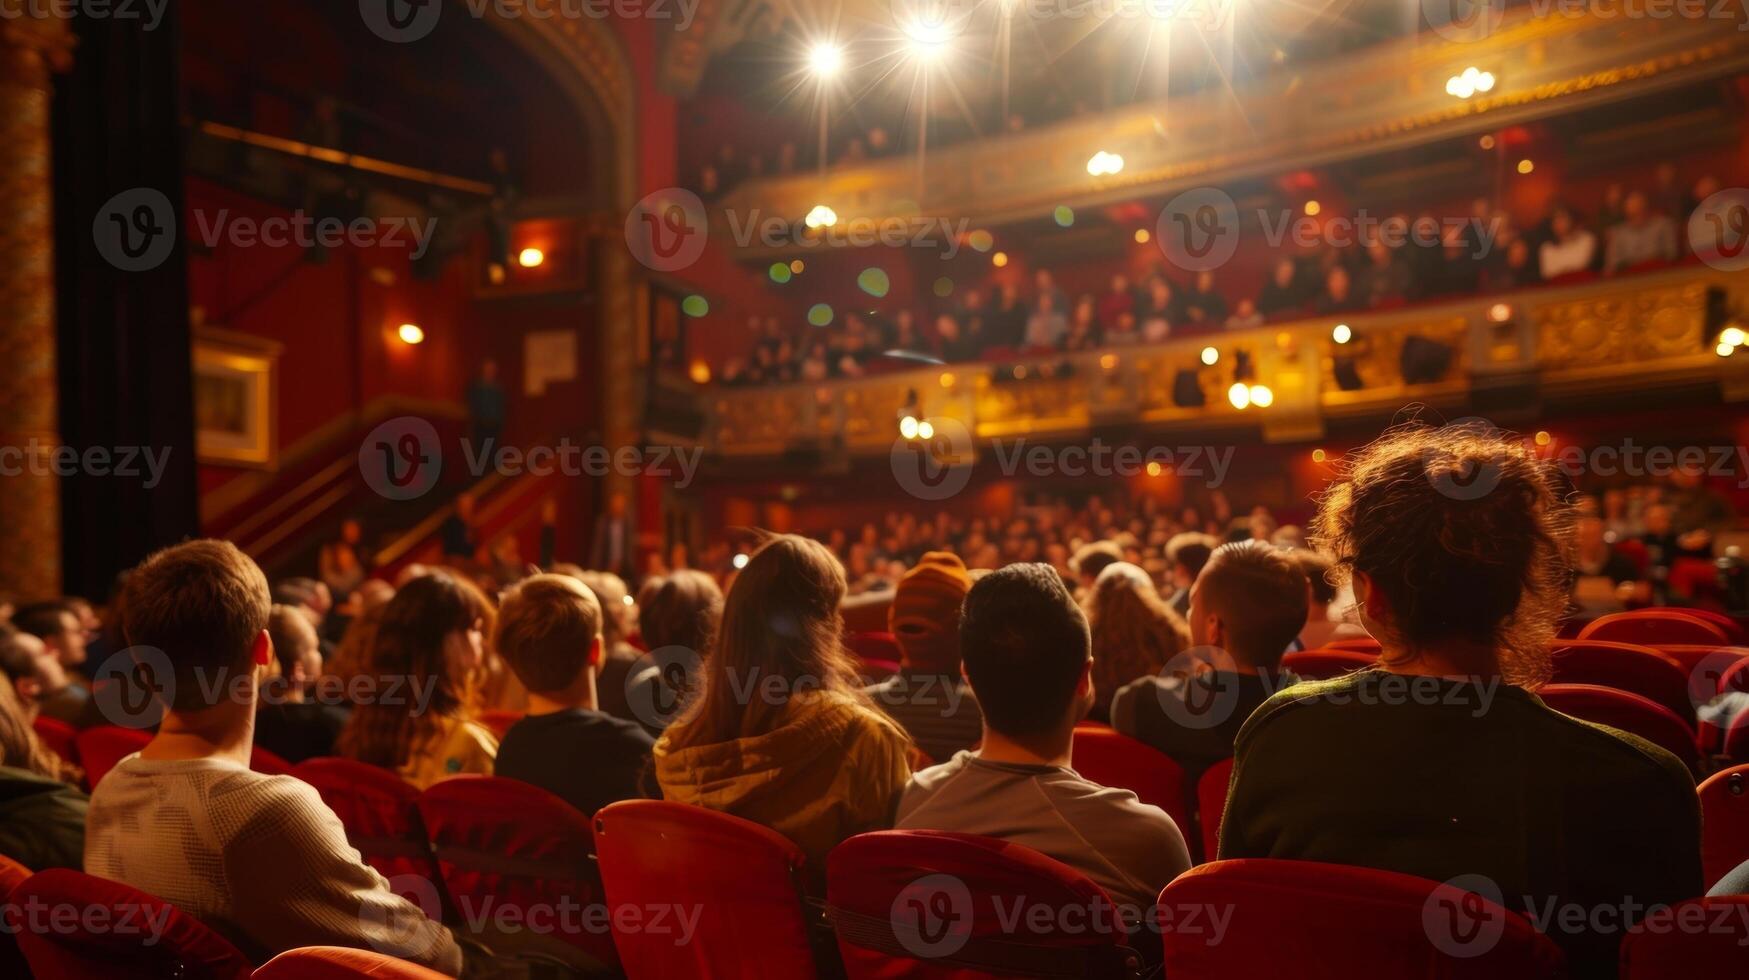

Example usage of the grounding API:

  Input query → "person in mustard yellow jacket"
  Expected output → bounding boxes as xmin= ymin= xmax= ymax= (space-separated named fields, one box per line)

xmin=655 ymin=534 xmax=911 ymax=865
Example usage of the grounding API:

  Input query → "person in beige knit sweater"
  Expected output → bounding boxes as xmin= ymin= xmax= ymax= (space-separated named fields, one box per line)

xmin=84 ymin=540 xmax=461 ymax=975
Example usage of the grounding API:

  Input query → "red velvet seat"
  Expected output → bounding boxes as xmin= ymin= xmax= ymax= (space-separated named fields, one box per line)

xmin=250 ymin=746 xmax=293 ymax=776
xmin=1536 ymin=684 xmax=1700 ymax=773
xmin=1324 ymin=636 xmax=1381 ymax=653
xmin=1280 ymin=649 xmax=1376 ymax=680
xmin=1070 ymin=726 xmax=1190 ymax=839
xmin=593 ymin=800 xmax=820 ymax=980
xmin=13 ymin=868 xmax=254 ymax=979
xmin=1195 ymin=757 xmax=1234 ymax=864
xmin=417 ymin=776 xmax=617 ymax=972
xmin=1652 ymin=644 xmax=1748 ymax=689
xmin=252 ymin=946 xmax=450 ymax=979
xmin=1159 ymin=860 xmax=1565 ymax=978
xmin=0 ymin=854 xmax=32 ymax=977
xmin=31 ymin=715 xmax=78 ymax=766
xmin=827 ymin=830 xmax=1142 ymax=979
xmin=289 ymin=758 xmax=436 ymax=886
xmin=1619 ymin=897 xmax=1749 ymax=978
xmin=1698 ymin=765 xmax=1749 ymax=893
xmin=1580 ymin=610 xmax=1731 ymax=646
xmin=1666 ymin=608 xmax=1747 ymax=644
xmin=75 ymin=725 xmax=150 ymax=788
xmin=1549 ymin=641 xmax=1694 ymax=723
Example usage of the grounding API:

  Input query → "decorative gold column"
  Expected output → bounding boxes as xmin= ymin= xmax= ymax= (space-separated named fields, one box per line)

xmin=0 ymin=17 xmax=72 ymax=599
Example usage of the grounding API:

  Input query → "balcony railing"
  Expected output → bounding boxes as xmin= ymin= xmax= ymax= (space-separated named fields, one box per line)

xmin=704 ymin=264 xmax=1749 ymax=457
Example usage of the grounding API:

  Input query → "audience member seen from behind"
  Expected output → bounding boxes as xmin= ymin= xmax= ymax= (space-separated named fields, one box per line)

xmin=863 ymin=552 xmax=983 ymax=766
xmin=0 ymin=648 xmax=87 ymax=870
xmin=253 ymin=605 xmax=348 ymax=764
xmin=625 ymin=569 xmax=723 ymax=735
xmin=1112 ymin=541 xmax=1306 ymax=789
xmin=1291 ymin=550 xmax=1366 ymax=651
xmin=654 ymin=535 xmax=911 ymax=865
xmin=336 ymin=572 xmax=498 ymax=789
xmin=1219 ymin=423 xmax=1700 ymax=978
xmin=1163 ymin=533 xmax=1216 ymax=619
xmin=493 ymin=574 xmax=654 ymax=817
xmin=84 ymin=541 xmax=461 ymax=973
xmin=11 ymin=601 xmax=95 ymax=726
xmin=900 ymin=563 xmax=1191 ymax=913
xmin=559 ymin=567 xmax=643 ymax=723
xmin=1082 ymin=562 xmax=1191 ymax=725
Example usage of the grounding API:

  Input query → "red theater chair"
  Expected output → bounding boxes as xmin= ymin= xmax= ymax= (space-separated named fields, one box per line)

xmin=250 ymin=746 xmax=293 ymax=776
xmin=0 ymin=854 xmax=32 ymax=977
xmin=1619 ymin=897 xmax=1749 ymax=978
xmin=1195 ymin=758 xmax=1234 ymax=864
xmin=417 ymin=777 xmax=617 ymax=973
xmin=289 ymin=758 xmax=436 ymax=886
xmin=31 ymin=715 xmax=77 ymax=766
xmin=1159 ymin=860 xmax=1565 ymax=979
xmin=74 ymin=725 xmax=150 ymax=787
xmin=1280 ymin=649 xmax=1377 ymax=680
xmin=253 ymin=946 xmax=450 ymax=979
xmin=1549 ymin=641 xmax=1694 ymax=722
xmin=1698 ymin=765 xmax=1749 ymax=892
xmin=827 ymin=831 xmax=1143 ymax=979
xmin=1668 ymin=608 xmax=1748 ymax=643
xmin=1536 ymin=684 xmax=1701 ymax=773
xmin=13 ymin=868 xmax=254 ymax=979
xmin=1324 ymin=636 xmax=1381 ymax=653
xmin=593 ymin=800 xmax=821 ymax=980
xmin=1070 ymin=727 xmax=1190 ymax=836
xmin=1580 ymin=610 xmax=1731 ymax=646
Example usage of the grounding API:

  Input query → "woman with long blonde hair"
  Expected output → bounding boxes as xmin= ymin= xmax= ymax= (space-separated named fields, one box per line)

xmin=0 ymin=646 xmax=87 ymax=869
xmin=655 ymin=534 xmax=910 ymax=863
xmin=1081 ymin=562 xmax=1190 ymax=722
xmin=335 ymin=571 xmax=498 ymax=788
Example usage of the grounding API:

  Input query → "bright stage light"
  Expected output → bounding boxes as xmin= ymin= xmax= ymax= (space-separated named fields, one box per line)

xmin=1721 ymin=326 xmax=1746 ymax=347
xmin=804 ymin=204 xmax=838 ymax=229
xmin=1332 ymin=323 xmax=1352 ymax=344
xmin=517 ymin=247 xmax=545 ymax=268
xmin=1445 ymin=67 xmax=1495 ymax=100
xmin=899 ymin=415 xmax=920 ymax=439
xmin=1200 ymin=346 xmax=1219 ymax=366
xmin=808 ymin=42 xmax=844 ymax=78
xmin=1721 ymin=342 xmax=1738 ymax=358
xmin=902 ymin=19 xmax=953 ymax=58
xmin=1086 ymin=151 xmax=1124 ymax=177
xmin=917 ymin=420 xmax=935 ymax=440
xmin=1249 ymin=384 xmax=1275 ymax=408
xmin=1227 ymin=383 xmax=1251 ymax=410
xmin=397 ymin=323 xmax=425 ymax=345
xmin=732 ymin=553 xmax=750 ymax=570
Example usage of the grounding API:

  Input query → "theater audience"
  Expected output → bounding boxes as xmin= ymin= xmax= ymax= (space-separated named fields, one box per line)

xmin=1603 ymin=190 xmax=1678 ymax=273
xmin=12 ymin=601 xmax=94 ymax=726
xmin=318 ymin=518 xmax=368 ymax=600
xmin=1112 ymin=541 xmax=1306 ymax=788
xmin=1219 ymin=423 xmax=1701 ymax=978
xmin=1068 ymin=539 xmax=1124 ymax=596
xmin=0 ymin=672 xmax=86 ymax=870
xmin=1291 ymin=550 xmax=1364 ymax=650
xmin=863 ymin=552 xmax=982 ymax=765
xmin=336 ymin=572 xmax=498 ymax=789
xmin=625 ymin=569 xmax=723 ymax=734
xmin=654 ymin=535 xmax=910 ymax=864
xmin=559 ymin=567 xmax=643 ymax=722
xmin=1164 ymin=532 xmax=1215 ymax=618
xmin=84 ymin=541 xmax=461 ymax=973
xmin=253 ymin=605 xmax=347 ymax=764
xmin=1539 ymin=205 xmax=1597 ymax=279
xmin=0 ymin=628 xmax=62 ymax=725
xmin=898 ymin=562 xmax=1191 ymax=911
xmin=493 ymin=574 xmax=654 ymax=816
xmin=1082 ymin=562 xmax=1190 ymax=724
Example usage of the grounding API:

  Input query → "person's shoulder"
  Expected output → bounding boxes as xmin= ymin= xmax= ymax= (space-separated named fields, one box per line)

xmin=1049 ymin=768 xmax=1183 ymax=843
xmin=593 ymin=710 xmax=657 ymax=749
xmin=1527 ymin=696 xmax=1696 ymax=792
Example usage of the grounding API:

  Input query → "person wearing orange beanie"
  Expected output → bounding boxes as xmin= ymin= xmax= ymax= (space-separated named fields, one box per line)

xmin=862 ymin=552 xmax=983 ymax=765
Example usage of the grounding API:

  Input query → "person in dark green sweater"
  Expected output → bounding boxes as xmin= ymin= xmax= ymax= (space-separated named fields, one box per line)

xmin=1219 ymin=421 xmax=1701 ymax=980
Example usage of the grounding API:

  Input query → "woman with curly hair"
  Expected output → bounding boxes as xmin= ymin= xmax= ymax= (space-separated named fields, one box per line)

xmin=1081 ymin=562 xmax=1190 ymax=723
xmin=336 ymin=572 xmax=498 ymax=789
xmin=1219 ymin=421 xmax=1699 ymax=977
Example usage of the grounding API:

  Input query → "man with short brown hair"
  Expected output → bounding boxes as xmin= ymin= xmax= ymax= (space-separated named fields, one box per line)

xmin=493 ymin=574 xmax=653 ymax=816
xmin=85 ymin=540 xmax=460 ymax=974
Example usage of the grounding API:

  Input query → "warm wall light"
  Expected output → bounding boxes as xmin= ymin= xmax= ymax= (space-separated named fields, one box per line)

xmin=397 ymin=323 xmax=425 ymax=345
xmin=1248 ymin=384 xmax=1275 ymax=408
xmin=804 ymin=204 xmax=838 ymax=229
xmin=517 ymin=247 xmax=545 ymax=268
xmin=1517 ymin=159 xmax=1535 ymax=175
xmin=689 ymin=360 xmax=712 ymax=384
xmin=1312 ymin=448 xmax=1327 ymax=463
xmin=1086 ymin=151 xmax=1124 ymax=176
xmin=1134 ymin=228 xmax=1150 ymax=244
xmin=899 ymin=415 xmax=920 ymax=439
xmin=1200 ymin=346 xmax=1219 ymax=366
xmin=1304 ymin=200 xmax=1321 ymax=217
xmin=992 ymin=251 xmax=1009 ymax=267
xmin=1332 ymin=323 xmax=1352 ymax=344
xmin=1227 ymin=383 xmax=1251 ymax=410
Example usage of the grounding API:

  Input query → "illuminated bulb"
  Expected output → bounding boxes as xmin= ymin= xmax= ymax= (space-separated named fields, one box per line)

xmin=1134 ymin=228 xmax=1150 ymax=244
xmin=732 ymin=553 xmax=750 ymax=570
xmin=1099 ymin=353 xmax=1118 ymax=371
xmin=1517 ymin=159 xmax=1534 ymax=175
xmin=1086 ymin=151 xmax=1124 ymax=177
xmin=939 ymin=371 xmax=956 ymax=388
xmin=1489 ymin=303 xmax=1513 ymax=323
xmin=899 ymin=415 xmax=920 ymax=439
xmin=689 ymin=361 xmax=711 ymax=384
xmin=1535 ymin=431 xmax=1551 ymax=446
xmin=790 ymin=259 xmax=804 ymax=274
xmin=804 ymin=204 xmax=838 ymax=229
xmin=1480 ymin=135 xmax=1496 ymax=150
xmin=1446 ymin=67 xmax=1494 ymax=100
xmin=1249 ymin=384 xmax=1274 ymax=408
xmin=1228 ymin=383 xmax=1251 ymax=410
xmin=917 ymin=420 xmax=935 ymax=440
xmin=992 ymin=251 xmax=1008 ymax=268
xmin=1146 ymin=461 xmax=1163 ymax=477
xmin=517 ymin=247 xmax=545 ymax=268
xmin=1722 ymin=326 xmax=1746 ymax=347
xmin=397 ymin=323 xmax=425 ymax=345
xmin=1720 ymin=342 xmax=1737 ymax=358
xmin=1312 ymin=448 xmax=1327 ymax=464
xmin=1304 ymin=200 xmax=1321 ymax=217
xmin=621 ymin=595 xmax=634 ymax=606
xmin=1332 ymin=323 xmax=1352 ymax=344
xmin=1200 ymin=346 xmax=1219 ymax=366
xmin=808 ymin=42 xmax=843 ymax=78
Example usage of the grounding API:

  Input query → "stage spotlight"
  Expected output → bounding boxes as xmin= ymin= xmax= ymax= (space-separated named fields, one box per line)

xmin=1720 ymin=342 xmax=1737 ymax=358
xmin=1332 ymin=323 xmax=1352 ymax=344
xmin=808 ymin=42 xmax=843 ymax=78
xmin=1200 ymin=346 xmax=1219 ymax=366
xmin=1721 ymin=326 xmax=1746 ymax=347
xmin=517 ymin=247 xmax=545 ymax=268
xmin=732 ymin=553 xmax=750 ymax=570
xmin=902 ymin=19 xmax=952 ymax=59
xmin=1086 ymin=151 xmax=1124 ymax=176
xmin=918 ymin=420 xmax=935 ymax=440
xmin=1249 ymin=384 xmax=1274 ymax=408
xmin=397 ymin=323 xmax=424 ymax=345
xmin=899 ymin=415 xmax=920 ymax=439
xmin=1227 ymin=383 xmax=1252 ymax=410
xmin=804 ymin=204 xmax=838 ymax=229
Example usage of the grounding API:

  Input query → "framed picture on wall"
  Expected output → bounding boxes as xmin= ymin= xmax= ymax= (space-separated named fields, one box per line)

xmin=192 ymin=327 xmax=281 ymax=467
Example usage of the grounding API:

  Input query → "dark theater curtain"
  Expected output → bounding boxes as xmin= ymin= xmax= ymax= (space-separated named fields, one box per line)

xmin=51 ymin=2 xmax=199 ymax=600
